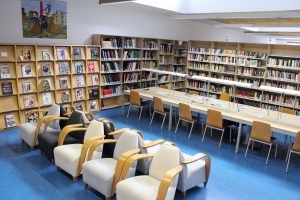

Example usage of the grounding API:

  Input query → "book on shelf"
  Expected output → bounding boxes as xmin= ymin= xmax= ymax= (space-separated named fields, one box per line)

xmin=22 ymin=49 xmax=32 ymax=61
xmin=90 ymin=48 xmax=99 ymax=59
xmin=74 ymin=103 xmax=83 ymax=111
xmin=59 ymin=77 xmax=68 ymax=89
xmin=87 ymin=62 xmax=95 ymax=72
xmin=90 ymin=101 xmax=97 ymax=111
xmin=0 ymin=51 xmax=8 ymax=57
xmin=101 ymin=62 xmax=120 ymax=72
xmin=42 ymin=79 xmax=51 ymax=91
xmin=58 ymin=62 xmax=70 ymax=74
xmin=42 ymin=50 xmax=51 ymax=60
xmin=57 ymin=48 xmax=66 ymax=60
xmin=74 ymin=62 xmax=84 ymax=74
xmin=23 ymin=95 xmax=36 ymax=108
xmin=76 ymin=75 xmax=85 ymax=87
xmin=0 ymin=65 xmax=11 ymax=78
xmin=1 ymin=82 xmax=13 ymax=95
xmin=75 ymin=88 xmax=84 ymax=101
xmin=22 ymin=80 xmax=32 ymax=93
xmin=41 ymin=63 xmax=51 ymax=76
xmin=88 ymin=88 xmax=99 ymax=99
xmin=73 ymin=48 xmax=82 ymax=59
xmin=102 ymin=88 xmax=112 ymax=96
xmin=25 ymin=111 xmax=38 ymax=123
xmin=61 ymin=91 xmax=70 ymax=103
xmin=91 ymin=75 xmax=99 ymax=86
xmin=42 ymin=92 xmax=52 ymax=105
xmin=21 ymin=64 xmax=32 ymax=77
xmin=5 ymin=115 xmax=16 ymax=128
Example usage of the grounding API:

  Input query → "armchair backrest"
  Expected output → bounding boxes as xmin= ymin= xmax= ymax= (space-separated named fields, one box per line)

xmin=149 ymin=144 xmax=180 ymax=181
xmin=66 ymin=111 xmax=87 ymax=142
xmin=47 ymin=104 xmax=60 ymax=129
xmin=59 ymin=105 xmax=68 ymax=129
xmin=84 ymin=120 xmax=104 ymax=142
xmin=113 ymin=130 xmax=142 ymax=160
xmin=102 ymin=120 xmax=117 ymax=158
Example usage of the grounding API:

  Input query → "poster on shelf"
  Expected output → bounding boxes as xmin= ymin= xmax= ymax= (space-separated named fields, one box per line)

xmin=21 ymin=0 xmax=67 ymax=39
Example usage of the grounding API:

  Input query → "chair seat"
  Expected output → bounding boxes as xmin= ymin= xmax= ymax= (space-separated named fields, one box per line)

xmin=116 ymin=175 xmax=160 ymax=200
xmin=82 ymin=158 xmax=117 ymax=197
xmin=38 ymin=132 xmax=81 ymax=160
xmin=20 ymin=123 xmax=59 ymax=147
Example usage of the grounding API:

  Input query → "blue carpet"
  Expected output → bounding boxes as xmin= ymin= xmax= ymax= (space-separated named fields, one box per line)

xmin=0 ymin=106 xmax=300 ymax=200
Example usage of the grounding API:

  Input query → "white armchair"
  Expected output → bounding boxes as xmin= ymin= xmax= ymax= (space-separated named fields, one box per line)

xmin=53 ymin=120 xmax=105 ymax=181
xmin=116 ymin=144 xmax=182 ymax=200
xmin=19 ymin=104 xmax=60 ymax=149
xmin=177 ymin=152 xmax=211 ymax=197
xmin=82 ymin=130 xmax=143 ymax=200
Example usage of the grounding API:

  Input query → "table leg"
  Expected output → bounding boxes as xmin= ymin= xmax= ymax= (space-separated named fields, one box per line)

xmin=121 ymin=92 xmax=124 ymax=115
xmin=235 ymin=122 xmax=242 ymax=153
xmin=168 ymin=106 xmax=173 ymax=131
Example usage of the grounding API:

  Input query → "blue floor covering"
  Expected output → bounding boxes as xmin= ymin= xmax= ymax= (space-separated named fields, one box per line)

xmin=0 ymin=107 xmax=300 ymax=200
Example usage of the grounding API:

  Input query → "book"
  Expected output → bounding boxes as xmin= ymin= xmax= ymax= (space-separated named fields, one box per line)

xmin=26 ymin=111 xmax=39 ymax=123
xmin=75 ymin=88 xmax=84 ymax=101
xmin=22 ymin=49 xmax=32 ymax=60
xmin=42 ymin=79 xmax=51 ymax=91
xmin=22 ymin=81 xmax=32 ymax=93
xmin=61 ymin=91 xmax=70 ymax=103
xmin=42 ymin=92 xmax=52 ymax=105
xmin=87 ymin=62 xmax=95 ymax=73
xmin=0 ymin=65 xmax=11 ymax=78
xmin=74 ymin=62 xmax=84 ymax=73
xmin=57 ymin=48 xmax=66 ymax=60
xmin=21 ymin=64 xmax=32 ymax=77
xmin=23 ymin=95 xmax=35 ymax=108
xmin=42 ymin=51 xmax=51 ymax=60
xmin=90 ymin=101 xmax=97 ymax=111
xmin=41 ymin=63 xmax=51 ymax=76
xmin=1 ymin=82 xmax=13 ymax=95
xmin=90 ymin=48 xmax=99 ymax=59
xmin=58 ymin=62 xmax=70 ymax=74
xmin=88 ymin=88 xmax=99 ymax=99
xmin=59 ymin=78 xmax=68 ymax=89
xmin=76 ymin=75 xmax=85 ymax=87
xmin=5 ymin=115 xmax=16 ymax=128
xmin=91 ymin=75 xmax=99 ymax=86
xmin=73 ymin=48 xmax=82 ymax=59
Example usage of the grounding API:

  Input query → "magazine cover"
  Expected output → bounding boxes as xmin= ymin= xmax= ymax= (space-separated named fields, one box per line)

xmin=41 ymin=63 xmax=51 ymax=76
xmin=5 ymin=115 xmax=16 ymax=128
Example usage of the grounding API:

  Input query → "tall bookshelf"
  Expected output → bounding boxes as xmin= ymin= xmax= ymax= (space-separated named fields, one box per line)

xmin=0 ymin=44 xmax=101 ymax=131
xmin=174 ymin=41 xmax=187 ymax=91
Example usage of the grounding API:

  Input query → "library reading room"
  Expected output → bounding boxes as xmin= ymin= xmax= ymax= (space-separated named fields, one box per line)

xmin=1 ymin=0 xmax=300 ymax=200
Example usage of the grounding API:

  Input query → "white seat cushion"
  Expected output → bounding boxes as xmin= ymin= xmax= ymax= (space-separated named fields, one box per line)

xmin=20 ymin=123 xmax=58 ymax=147
xmin=82 ymin=158 xmax=117 ymax=197
xmin=177 ymin=152 xmax=206 ymax=192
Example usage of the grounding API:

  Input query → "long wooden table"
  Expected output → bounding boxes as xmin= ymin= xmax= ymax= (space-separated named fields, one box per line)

xmin=122 ymin=87 xmax=300 ymax=153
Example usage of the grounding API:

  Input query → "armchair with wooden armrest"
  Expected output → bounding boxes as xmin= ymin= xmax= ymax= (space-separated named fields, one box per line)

xmin=82 ymin=131 xmax=143 ymax=200
xmin=54 ymin=120 xmax=106 ymax=181
xmin=116 ymin=144 xmax=182 ymax=200
xmin=38 ymin=110 xmax=91 ymax=162
xmin=19 ymin=104 xmax=61 ymax=149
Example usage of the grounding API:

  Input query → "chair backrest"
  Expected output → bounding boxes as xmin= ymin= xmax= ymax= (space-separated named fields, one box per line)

xmin=59 ymin=105 xmax=68 ymax=129
xmin=281 ymin=107 xmax=294 ymax=115
xmin=219 ymin=92 xmax=230 ymax=102
xmin=66 ymin=111 xmax=87 ymax=142
xmin=188 ymin=90 xmax=200 ymax=95
xmin=179 ymin=103 xmax=192 ymax=121
xmin=130 ymin=91 xmax=141 ymax=106
xmin=149 ymin=144 xmax=180 ymax=181
xmin=160 ymin=85 xmax=168 ymax=89
xmin=292 ymin=132 xmax=300 ymax=152
xmin=206 ymin=109 xmax=223 ymax=129
xmin=113 ymin=130 xmax=143 ymax=160
xmin=84 ymin=120 xmax=104 ymax=142
xmin=102 ymin=120 xmax=117 ymax=158
xmin=251 ymin=121 xmax=271 ymax=143
xmin=153 ymin=96 xmax=164 ymax=113
xmin=47 ymin=104 xmax=60 ymax=129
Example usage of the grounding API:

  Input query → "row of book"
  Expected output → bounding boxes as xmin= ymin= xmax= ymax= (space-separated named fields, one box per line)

xmin=188 ymin=47 xmax=210 ymax=54
xmin=211 ymin=64 xmax=235 ymax=73
xmin=160 ymin=43 xmax=173 ymax=53
xmin=123 ymin=62 xmax=140 ymax=71
xmin=143 ymin=40 xmax=159 ymax=49
xmin=188 ymin=71 xmax=208 ymax=77
xmin=143 ymin=51 xmax=157 ymax=59
xmin=188 ymin=80 xmax=207 ymax=89
xmin=174 ymin=58 xmax=185 ymax=65
xmin=236 ymin=89 xmax=261 ymax=100
xmin=209 ymin=85 xmax=233 ymax=94
xmin=101 ymin=74 xmax=121 ymax=84
xmin=268 ymin=58 xmax=300 ymax=68
xmin=266 ymin=70 xmax=299 ymax=81
xmin=238 ymin=50 xmax=267 ymax=59
xmin=102 ymin=38 xmax=122 ymax=48
xmin=101 ymin=50 xmax=120 ymax=60
xmin=141 ymin=61 xmax=157 ymax=68
xmin=141 ymin=72 xmax=156 ymax=80
xmin=265 ymin=81 xmax=297 ymax=90
xmin=102 ymin=86 xmax=122 ymax=96
xmin=123 ymin=38 xmax=137 ymax=48
xmin=237 ymin=78 xmax=260 ymax=87
xmin=188 ymin=63 xmax=210 ymax=71
xmin=175 ymin=49 xmax=187 ymax=56
xmin=238 ymin=58 xmax=260 ymax=67
xmin=101 ymin=62 xmax=120 ymax=72
xmin=188 ymin=54 xmax=209 ymax=62
xmin=123 ymin=50 xmax=140 ymax=59
xmin=123 ymin=73 xmax=139 ymax=83
xmin=211 ymin=49 xmax=237 ymax=55
xmin=210 ymin=74 xmax=235 ymax=81
xmin=211 ymin=56 xmax=236 ymax=64
xmin=237 ymin=68 xmax=265 ymax=77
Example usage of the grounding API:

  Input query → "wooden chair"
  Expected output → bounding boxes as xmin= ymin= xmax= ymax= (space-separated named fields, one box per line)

xmin=150 ymin=96 xmax=169 ymax=130
xmin=281 ymin=107 xmax=294 ymax=144
xmin=202 ymin=109 xmax=225 ymax=148
xmin=175 ymin=103 xmax=202 ymax=139
xmin=127 ymin=90 xmax=150 ymax=121
xmin=245 ymin=121 xmax=278 ymax=165
xmin=188 ymin=90 xmax=200 ymax=95
xmin=286 ymin=132 xmax=300 ymax=172
xmin=219 ymin=92 xmax=230 ymax=101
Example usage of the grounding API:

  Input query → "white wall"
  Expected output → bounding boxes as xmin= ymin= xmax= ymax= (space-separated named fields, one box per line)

xmin=0 ymin=0 xmax=270 ymax=45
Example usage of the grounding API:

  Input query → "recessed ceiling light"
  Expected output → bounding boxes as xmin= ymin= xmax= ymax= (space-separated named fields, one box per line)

xmin=241 ymin=27 xmax=300 ymax=32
